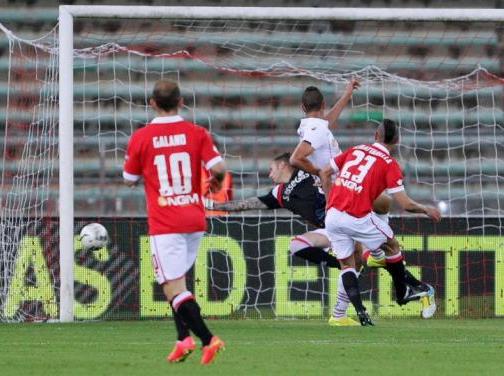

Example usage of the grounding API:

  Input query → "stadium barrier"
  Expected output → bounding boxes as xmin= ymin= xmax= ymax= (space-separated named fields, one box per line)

xmin=1 ymin=217 xmax=502 ymax=320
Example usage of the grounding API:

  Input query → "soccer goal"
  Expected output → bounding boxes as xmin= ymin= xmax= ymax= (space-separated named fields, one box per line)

xmin=1 ymin=6 xmax=503 ymax=322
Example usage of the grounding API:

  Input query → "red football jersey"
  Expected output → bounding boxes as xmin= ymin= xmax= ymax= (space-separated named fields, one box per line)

xmin=327 ymin=142 xmax=404 ymax=218
xmin=123 ymin=115 xmax=222 ymax=235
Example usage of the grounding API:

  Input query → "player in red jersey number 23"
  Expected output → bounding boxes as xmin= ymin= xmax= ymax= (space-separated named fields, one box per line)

xmin=123 ymin=80 xmax=225 ymax=364
xmin=321 ymin=119 xmax=441 ymax=326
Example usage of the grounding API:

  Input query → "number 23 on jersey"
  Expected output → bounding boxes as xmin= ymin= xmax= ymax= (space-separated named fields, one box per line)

xmin=339 ymin=150 xmax=377 ymax=184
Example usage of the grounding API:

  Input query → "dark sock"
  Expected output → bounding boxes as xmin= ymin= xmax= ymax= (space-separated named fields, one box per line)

xmin=341 ymin=270 xmax=366 ymax=312
xmin=385 ymin=260 xmax=407 ymax=304
xmin=171 ymin=305 xmax=190 ymax=341
xmin=404 ymin=269 xmax=422 ymax=287
xmin=176 ymin=299 xmax=213 ymax=346
xmin=294 ymin=247 xmax=341 ymax=268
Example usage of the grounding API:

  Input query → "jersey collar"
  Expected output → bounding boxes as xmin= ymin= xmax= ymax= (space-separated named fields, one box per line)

xmin=150 ymin=115 xmax=184 ymax=124
xmin=372 ymin=142 xmax=390 ymax=155
xmin=299 ymin=117 xmax=329 ymax=128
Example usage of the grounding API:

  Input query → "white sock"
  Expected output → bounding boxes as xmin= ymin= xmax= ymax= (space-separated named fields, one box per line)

xmin=332 ymin=272 xmax=359 ymax=318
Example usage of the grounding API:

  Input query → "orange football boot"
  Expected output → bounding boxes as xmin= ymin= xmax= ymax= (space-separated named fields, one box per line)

xmin=167 ymin=336 xmax=196 ymax=363
xmin=200 ymin=336 xmax=225 ymax=365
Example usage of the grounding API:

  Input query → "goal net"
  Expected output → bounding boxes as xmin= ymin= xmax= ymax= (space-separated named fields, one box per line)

xmin=1 ymin=7 xmax=503 ymax=322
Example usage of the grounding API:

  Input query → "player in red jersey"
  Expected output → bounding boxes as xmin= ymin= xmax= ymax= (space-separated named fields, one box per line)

xmin=123 ymin=80 xmax=225 ymax=364
xmin=321 ymin=119 xmax=441 ymax=326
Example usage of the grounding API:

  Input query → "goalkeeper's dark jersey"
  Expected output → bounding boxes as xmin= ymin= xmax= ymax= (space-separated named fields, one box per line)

xmin=258 ymin=169 xmax=326 ymax=228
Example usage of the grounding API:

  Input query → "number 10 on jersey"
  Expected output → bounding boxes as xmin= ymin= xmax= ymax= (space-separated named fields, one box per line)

xmin=154 ymin=152 xmax=192 ymax=196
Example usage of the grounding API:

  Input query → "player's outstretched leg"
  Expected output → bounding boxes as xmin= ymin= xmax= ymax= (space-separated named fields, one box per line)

xmin=385 ymin=252 xmax=429 ymax=305
xmin=290 ymin=236 xmax=340 ymax=267
xmin=171 ymin=291 xmax=225 ymax=365
xmin=167 ymin=305 xmax=196 ymax=362
xmin=365 ymin=246 xmax=435 ymax=316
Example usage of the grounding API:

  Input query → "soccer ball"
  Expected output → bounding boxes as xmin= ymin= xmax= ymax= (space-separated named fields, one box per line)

xmin=79 ymin=223 xmax=109 ymax=251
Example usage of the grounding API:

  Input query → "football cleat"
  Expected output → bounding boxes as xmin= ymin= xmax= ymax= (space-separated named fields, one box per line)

xmin=167 ymin=336 xmax=196 ymax=363
xmin=357 ymin=310 xmax=374 ymax=326
xmin=362 ymin=249 xmax=386 ymax=268
xmin=400 ymin=284 xmax=429 ymax=305
xmin=420 ymin=284 xmax=437 ymax=319
xmin=328 ymin=316 xmax=360 ymax=327
xmin=201 ymin=336 xmax=225 ymax=365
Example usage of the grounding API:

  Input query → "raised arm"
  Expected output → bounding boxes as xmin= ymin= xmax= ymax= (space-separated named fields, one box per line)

xmin=290 ymin=141 xmax=320 ymax=176
xmin=212 ymin=197 xmax=269 ymax=211
xmin=392 ymin=190 xmax=441 ymax=222
xmin=325 ymin=78 xmax=360 ymax=129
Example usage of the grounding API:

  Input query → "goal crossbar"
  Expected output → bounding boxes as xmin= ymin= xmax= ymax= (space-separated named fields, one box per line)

xmin=61 ymin=6 xmax=504 ymax=21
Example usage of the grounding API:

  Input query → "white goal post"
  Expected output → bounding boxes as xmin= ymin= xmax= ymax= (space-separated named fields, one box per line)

xmin=57 ymin=5 xmax=504 ymax=322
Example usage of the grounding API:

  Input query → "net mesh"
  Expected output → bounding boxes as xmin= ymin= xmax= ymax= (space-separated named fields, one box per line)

xmin=1 ymin=15 xmax=503 ymax=321
xmin=0 ymin=25 xmax=59 ymax=321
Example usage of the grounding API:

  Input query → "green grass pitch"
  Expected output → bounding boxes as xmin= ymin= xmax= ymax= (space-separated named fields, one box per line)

xmin=1 ymin=319 xmax=503 ymax=375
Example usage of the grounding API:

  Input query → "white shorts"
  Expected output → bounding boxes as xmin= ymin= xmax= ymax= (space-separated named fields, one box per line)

xmin=150 ymin=232 xmax=205 ymax=284
xmin=325 ymin=208 xmax=393 ymax=260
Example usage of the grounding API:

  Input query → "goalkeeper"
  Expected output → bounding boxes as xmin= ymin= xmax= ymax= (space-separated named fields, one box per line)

xmin=210 ymin=153 xmax=436 ymax=324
